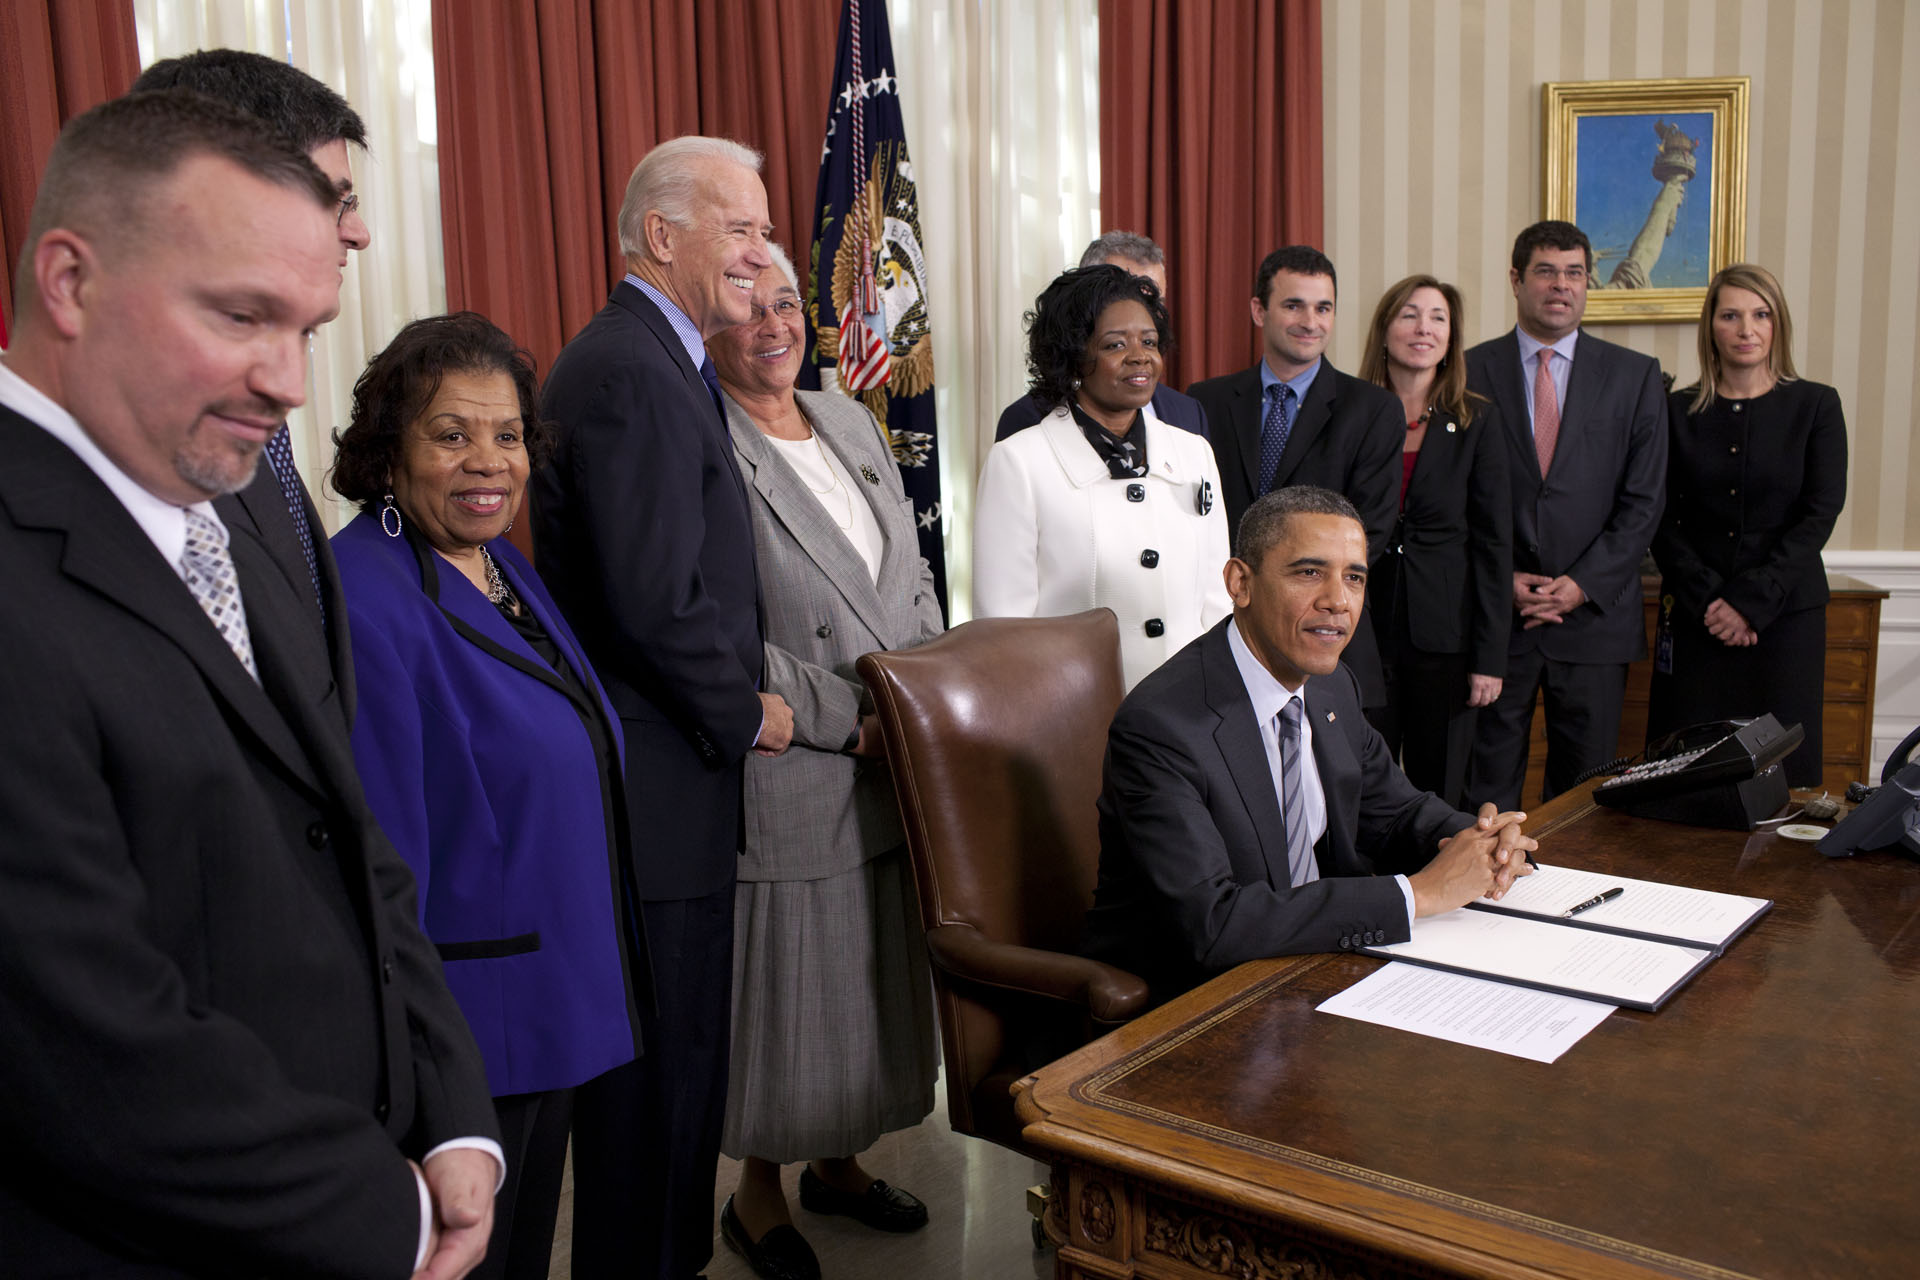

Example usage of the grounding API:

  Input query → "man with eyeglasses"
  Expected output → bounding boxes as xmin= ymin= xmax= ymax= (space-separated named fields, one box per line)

xmin=130 ymin=50 xmax=372 ymax=731
xmin=1463 ymin=220 xmax=1667 ymax=810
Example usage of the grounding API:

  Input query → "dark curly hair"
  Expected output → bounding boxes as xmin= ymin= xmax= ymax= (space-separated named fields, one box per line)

xmin=1024 ymin=264 xmax=1172 ymax=413
xmin=330 ymin=312 xmax=553 ymax=511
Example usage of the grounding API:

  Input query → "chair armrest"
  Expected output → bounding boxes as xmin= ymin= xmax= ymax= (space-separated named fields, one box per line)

xmin=925 ymin=923 xmax=1150 ymax=1024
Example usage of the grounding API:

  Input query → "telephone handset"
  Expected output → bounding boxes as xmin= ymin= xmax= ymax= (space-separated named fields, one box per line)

xmin=1594 ymin=714 xmax=1803 ymax=829
xmin=1817 ymin=724 xmax=1920 ymax=858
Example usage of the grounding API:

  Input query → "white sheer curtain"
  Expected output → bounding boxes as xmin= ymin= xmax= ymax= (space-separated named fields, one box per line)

xmin=891 ymin=0 xmax=1101 ymax=621
xmin=134 ymin=0 xmax=444 ymax=532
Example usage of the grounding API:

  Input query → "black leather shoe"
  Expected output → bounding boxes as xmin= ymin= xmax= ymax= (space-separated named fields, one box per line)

xmin=719 ymin=1195 xmax=821 ymax=1280
xmin=798 ymin=1166 xmax=930 ymax=1232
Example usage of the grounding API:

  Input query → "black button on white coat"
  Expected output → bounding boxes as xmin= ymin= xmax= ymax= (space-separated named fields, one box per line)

xmin=1144 ymin=619 xmax=1165 ymax=638
xmin=1126 ymin=483 xmax=1146 ymax=502
xmin=1140 ymin=549 xmax=1159 ymax=568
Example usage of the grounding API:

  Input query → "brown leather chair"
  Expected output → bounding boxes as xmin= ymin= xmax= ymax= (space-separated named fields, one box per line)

xmin=857 ymin=609 xmax=1149 ymax=1155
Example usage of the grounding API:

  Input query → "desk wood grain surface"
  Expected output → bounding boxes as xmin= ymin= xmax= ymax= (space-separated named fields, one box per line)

xmin=1015 ymin=785 xmax=1920 ymax=1279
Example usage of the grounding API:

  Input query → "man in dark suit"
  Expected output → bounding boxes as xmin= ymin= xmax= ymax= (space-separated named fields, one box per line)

xmin=131 ymin=50 xmax=373 ymax=730
xmin=0 ymin=92 xmax=498 ymax=1279
xmin=1463 ymin=221 xmax=1667 ymax=809
xmin=1189 ymin=246 xmax=1403 ymax=705
xmin=1082 ymin=487 xmax=1533 ymax=1006
xmin=534 ymin=136 xmax=794 ymax=1280
xmin=994 ymin=231 xmax=1210 ymax=440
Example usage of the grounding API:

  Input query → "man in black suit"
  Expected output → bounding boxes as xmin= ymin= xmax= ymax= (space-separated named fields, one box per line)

xmin=1082 ymin=487 xmax=1533 ymax=1006
xmin=994 ymin=231 xmax=1210 ymax=440
xmin=0 ymin=92 xmax=498 ymax=1279
xmin=1189 ymin=246 xmax=1403 ymax=705
xmin=131 ymin=49 xmax=372 ymax=730
xmin=1463 ymin=221 xmax=1667 ymax=809
xmin=534 ymin=136 xmax=795 ymax=1280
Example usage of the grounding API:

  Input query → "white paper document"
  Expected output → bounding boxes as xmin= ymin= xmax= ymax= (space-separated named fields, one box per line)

xmin=1316 ymin=962 xmax=1614 ymax=1063
xmin=1364 ymin=908 xmax=1713 ymax=1009
xmin=1474 ymin=863 xmax=1769 ymax=948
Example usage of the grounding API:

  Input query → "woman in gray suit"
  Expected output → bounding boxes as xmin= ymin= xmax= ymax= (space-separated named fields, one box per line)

xmin=708 ymin=247 xmax=943 ymax=1280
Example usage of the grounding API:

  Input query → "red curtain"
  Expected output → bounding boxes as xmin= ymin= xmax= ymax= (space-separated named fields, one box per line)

xmin=431 ymin=0 xmax=839 ymax=391
xmin=0 ymin=0 xmax=140 ymax=344
xmin=1099 ymin=0 xmax=1323 ymax=389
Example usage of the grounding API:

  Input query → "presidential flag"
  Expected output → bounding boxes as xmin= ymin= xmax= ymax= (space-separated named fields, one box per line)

xmin=803 ymin=0 xmax=946 ymax=615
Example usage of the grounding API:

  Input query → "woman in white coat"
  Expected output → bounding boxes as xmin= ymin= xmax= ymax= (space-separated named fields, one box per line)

xmin=973 ymin=264 xmax=1231 ymax=688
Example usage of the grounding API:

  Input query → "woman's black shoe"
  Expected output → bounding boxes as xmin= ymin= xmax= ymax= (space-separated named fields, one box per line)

xmin=798 ymin=1166 xmax=930 ymax=1232
xmin=719 ymin=1195 xmax=821 ymax=1280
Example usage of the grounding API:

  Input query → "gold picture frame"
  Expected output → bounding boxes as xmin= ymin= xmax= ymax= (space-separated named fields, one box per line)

xmin=1543 ymin=77 xmax=1748 ymax=323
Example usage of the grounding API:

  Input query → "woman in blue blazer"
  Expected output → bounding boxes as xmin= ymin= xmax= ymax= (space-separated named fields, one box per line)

xmin=330 ymin=314 xmax=645 ymax=1280
xmin=1357 ymin=276 xmax=1513 ymax=809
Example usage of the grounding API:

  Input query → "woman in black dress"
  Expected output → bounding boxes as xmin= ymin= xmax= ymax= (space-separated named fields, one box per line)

xmin=1649 ymin=263 xmax=1847 ymax=785
xmin=1357 ymin=275 xmax=1511 ymax=808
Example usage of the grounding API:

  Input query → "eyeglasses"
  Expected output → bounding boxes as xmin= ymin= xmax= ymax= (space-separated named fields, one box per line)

xmin=336 ymin=193 xmax=360 ymax=226
xmin=1528 ymin=264 xmax=1589 ymax=284
xmin=750 ymin=297 xmax=802 ymax=323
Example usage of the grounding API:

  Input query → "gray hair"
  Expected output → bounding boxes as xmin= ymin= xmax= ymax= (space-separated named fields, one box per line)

xmin=1080 ymin=230 xmax=1164 ymax=270
xmin=617 ymin=135 xmax=763 ymax=261
xmin=766 ymin=242 xmax=800 ymax=292
xmin=1235 ymin=485 xmax=1361 ymax=568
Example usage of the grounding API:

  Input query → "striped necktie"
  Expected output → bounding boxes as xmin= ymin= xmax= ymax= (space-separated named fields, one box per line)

xmin=1278 ymin=699 xmax=1318 ymax=886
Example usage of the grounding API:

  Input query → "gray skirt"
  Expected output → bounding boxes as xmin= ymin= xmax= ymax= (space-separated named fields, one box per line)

xmin=722 ymin=848 xmax=937 ymax=1162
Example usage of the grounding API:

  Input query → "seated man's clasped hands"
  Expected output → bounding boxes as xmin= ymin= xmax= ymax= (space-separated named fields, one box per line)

xmin=1082 ymin=486 xmax=1533 ymax=1006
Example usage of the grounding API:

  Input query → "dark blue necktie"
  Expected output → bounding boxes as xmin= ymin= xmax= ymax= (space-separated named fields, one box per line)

xmin=698 ymin=353 xmax=726 ymax=424
xmin=263 ymin=426 xmax=324 ymax=623
xmin=1258 ymin=383 xmax=1297 ymax=496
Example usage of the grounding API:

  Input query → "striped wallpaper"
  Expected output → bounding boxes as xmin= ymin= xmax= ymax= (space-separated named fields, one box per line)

xmin=1322 ymin=0 xmax=1920 ymax=551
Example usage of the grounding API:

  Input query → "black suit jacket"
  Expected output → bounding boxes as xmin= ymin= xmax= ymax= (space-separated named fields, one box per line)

xmin=534 ymin=281 xmax=765 ymax=900
xmin=1389 ymin=404 xmax=1513 ymax=674
xmin=993 ymin=383 xmax=1210 ymax=441
xmin=0 ymin=405 xmax=497 ymax=1277
xmin=1652 ymin=379 xmax=1846 ymax=632
xmin=215 ymin=450 xmax=356 ymax=729
xmin=1466 ymin=329 xmax=1667 ymax=664
xmin=1188 ymin=358 xmax=1402 ymax=700
xmin=1081 ymin=619 xmax=1474 ymax=1004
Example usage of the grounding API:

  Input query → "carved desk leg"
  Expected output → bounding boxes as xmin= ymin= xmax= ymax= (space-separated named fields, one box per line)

xmin=1048 ymin=1156 xmax=1433 ymax=1280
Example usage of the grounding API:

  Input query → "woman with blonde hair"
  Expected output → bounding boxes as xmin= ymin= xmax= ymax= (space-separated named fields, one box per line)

xmin=1649 ymin=264 xmax=1847 ymax=784
xmin=1357 ymin=275 xmax=1511 ymax=807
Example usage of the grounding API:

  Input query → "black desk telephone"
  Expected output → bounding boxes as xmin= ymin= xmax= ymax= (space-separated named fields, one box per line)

xmin=1817 ymin=723 xmax=1920 ymax=858
xmin=1594 ymin=715 xmax=1803 ymax=829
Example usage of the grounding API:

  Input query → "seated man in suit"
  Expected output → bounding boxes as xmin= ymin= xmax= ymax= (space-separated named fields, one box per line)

xmin=0 ymin=92 xmax=498 ymax=1276
xmin=994 ymin=230 xmax=1209 ymax=440
xmin=1082 ymin=486 xmax=1534 ymax=1005
xmin=1189 ymin=246 xmax=1402 ymax=708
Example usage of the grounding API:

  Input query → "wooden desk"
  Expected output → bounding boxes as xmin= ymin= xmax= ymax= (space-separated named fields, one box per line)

xmin=1015 ymin=789 xmax=1920 ymax=1279
xmin=1522 ymin=575 xmax=1888 ymax=802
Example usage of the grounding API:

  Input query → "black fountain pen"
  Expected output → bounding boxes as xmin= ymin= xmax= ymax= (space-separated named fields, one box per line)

xmin=1561 ymin=887 xmax=1624 ymax=918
